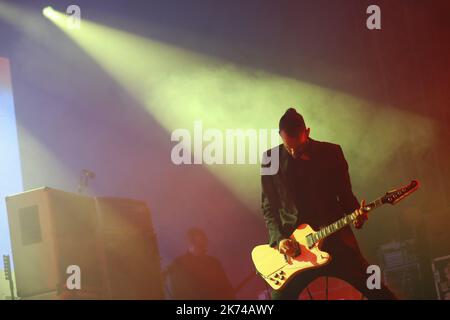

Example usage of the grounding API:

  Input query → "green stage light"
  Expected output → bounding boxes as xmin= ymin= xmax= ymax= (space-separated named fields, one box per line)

xmin=42 ymin=6 xmax=53 ymax=17
xmin=42 ymin=6 xmax=62 ymax=22
xmin=42 ymin=12 xmax=435 ymax=211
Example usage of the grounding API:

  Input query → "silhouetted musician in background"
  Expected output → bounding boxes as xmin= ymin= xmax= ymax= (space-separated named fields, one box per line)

xmin=166 ymin=227 xmax=235 ymax=300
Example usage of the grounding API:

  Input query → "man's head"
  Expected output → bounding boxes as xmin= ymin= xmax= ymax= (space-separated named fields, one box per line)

xmin=279 ymin=108 xmax=310 ymax=158
xmin=186 ymin=227 xmax=208 ymax=256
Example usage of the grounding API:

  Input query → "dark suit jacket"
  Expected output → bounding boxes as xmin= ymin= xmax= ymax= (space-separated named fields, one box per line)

xmin=261 ymin=138 xmax=362 ymax=255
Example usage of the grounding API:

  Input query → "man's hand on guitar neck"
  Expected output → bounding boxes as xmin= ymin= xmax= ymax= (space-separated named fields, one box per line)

xmin=353 ymin=199 xmax=369 ymax=229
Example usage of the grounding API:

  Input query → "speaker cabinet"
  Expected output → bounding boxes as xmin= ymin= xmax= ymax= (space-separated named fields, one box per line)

xmin=5 ymin=187 xmax=104 ymax=298
xmin=6 ymin=188 xmax=164 ymax=299
xmin=95 ymin=197 xmax=164 ymax=299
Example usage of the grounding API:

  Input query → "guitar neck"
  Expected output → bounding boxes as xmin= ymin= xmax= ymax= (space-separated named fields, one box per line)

xmin=306 ymin=197 xmax=384 ymax=247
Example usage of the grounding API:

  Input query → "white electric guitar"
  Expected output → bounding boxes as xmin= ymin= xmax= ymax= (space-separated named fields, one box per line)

xmin=252 ymin=180 xmax=420 ymax=290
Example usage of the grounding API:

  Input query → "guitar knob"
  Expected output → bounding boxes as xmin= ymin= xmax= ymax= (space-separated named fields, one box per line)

xmin=274 ymin=280 xmax=280 ymax=285
xmin=280 ymin=276 xmax=285 ymax=280
xmin=274 ymin=273 xmax=279 ymax=278
xmin=280 ymin=270 xmax=285 ymax=275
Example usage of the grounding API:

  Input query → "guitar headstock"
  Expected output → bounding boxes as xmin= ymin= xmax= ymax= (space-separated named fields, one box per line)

xmin=382 ymin=180 xmax=420 ymax=205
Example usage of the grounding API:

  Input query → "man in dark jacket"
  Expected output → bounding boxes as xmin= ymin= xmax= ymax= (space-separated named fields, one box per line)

xmin=261 ymin=108 xmax=396 ymax=300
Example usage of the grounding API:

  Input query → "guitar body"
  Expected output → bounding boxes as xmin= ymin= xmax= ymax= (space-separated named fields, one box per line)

xmin=251 ymin=223 xmax=331 ymax=290
xmin=252 ymin=180 xmax=419 ymax=291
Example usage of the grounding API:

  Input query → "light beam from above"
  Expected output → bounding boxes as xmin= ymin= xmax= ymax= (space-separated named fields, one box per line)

xmin=40 ymin=9 xmax=436 ymax=211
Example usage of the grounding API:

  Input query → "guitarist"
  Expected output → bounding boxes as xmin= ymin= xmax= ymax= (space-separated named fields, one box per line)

xmin=261 ymin=108 xmax=396 ymax=300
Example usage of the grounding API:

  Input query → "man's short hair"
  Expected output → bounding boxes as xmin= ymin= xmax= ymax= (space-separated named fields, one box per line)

xmin=279 ymin=107 xmax=306 ymax=137
xmin=186 ymin=227 xmax=206 ymax=243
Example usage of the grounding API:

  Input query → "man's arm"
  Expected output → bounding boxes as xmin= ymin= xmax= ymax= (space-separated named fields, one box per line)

xmin=335 ymin=145 xmax=367 ymax=228
xmin=261 ymin=170 xmax=286 ymax=248
xmin=335 ymin=145 xmax=360 ymax=213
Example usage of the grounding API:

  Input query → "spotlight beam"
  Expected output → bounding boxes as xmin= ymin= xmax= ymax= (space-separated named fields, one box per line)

xmin=42 ymin=10 xmax=434 ymax=211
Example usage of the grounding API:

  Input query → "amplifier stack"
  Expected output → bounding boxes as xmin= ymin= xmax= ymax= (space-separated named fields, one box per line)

xmin=5 ymin=187 xmax=164 ymax=299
